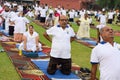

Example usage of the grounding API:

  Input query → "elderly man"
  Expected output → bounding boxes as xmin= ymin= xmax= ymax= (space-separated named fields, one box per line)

xmin=90 ymin=26 xmax=120 ymax=80
xmin=44 ymin=15 xmax=75 ymax=75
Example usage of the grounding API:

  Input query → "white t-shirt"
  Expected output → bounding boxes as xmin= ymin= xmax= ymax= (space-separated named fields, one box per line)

xmin=40 ymin=8 xmax=47 ymax=17
xmin=90 ymin=42 xmax=120 ymax=80
xmin=99 ymin=14 xmax=107 ymax=25
xmin=46 ymin=25 xmax=75 ymax=59
xmin=68 ymin=11 xmax=75 ymax=18
xmin=11 ymin=16 xmax=29 ymax=33
xmin=61 ymin=9 xmax=66 ymax=16
xmin=108 ymin=12 xmax=114 ymax=19
xmin=1 ymin=11 xmax=10 ymax=31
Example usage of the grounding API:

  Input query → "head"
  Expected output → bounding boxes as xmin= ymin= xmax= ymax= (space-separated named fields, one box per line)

xmin=84 ymin=13 xmax=88 ymax=19
xmin=59 ymin=15 xmax=68 ymax=28
xmin=28 ymin=25 xmax=34 ymax=34
xmin=18 ymin=11 xmax=23 ymax=17
xmin=100 ymin=26 xmax=114 ymax=42
xmin=13 ymin=6 xmax=18 ymax=12
xmin=49 ymin=13 xmax=53 ymax=17
xmin=4 ymin=6 xmax=10 ymax=12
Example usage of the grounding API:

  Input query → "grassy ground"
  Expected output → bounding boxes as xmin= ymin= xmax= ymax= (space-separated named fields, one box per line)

xmin=0 ymin=17 xmax=120 ymax=80
xmin=0 ymin=46 xmax=20 ymax=80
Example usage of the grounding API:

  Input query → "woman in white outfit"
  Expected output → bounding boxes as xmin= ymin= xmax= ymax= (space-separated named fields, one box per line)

xmin=19 ymin=25 xmax=42 ymax=57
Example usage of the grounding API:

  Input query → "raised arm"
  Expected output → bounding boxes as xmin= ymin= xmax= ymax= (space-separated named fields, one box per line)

xmin=43 ymin=32 xmax=52 ymax=42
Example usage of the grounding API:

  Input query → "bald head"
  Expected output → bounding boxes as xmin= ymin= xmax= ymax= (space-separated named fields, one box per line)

xmin=59 ymin=15 xmax=68 ymax=21
xmin=99 ymin=26 xmax=112 ymax=34
xmin=100 ymin=26 xmax=114 ymax=41
xmin=59 ymin=15 xmax=68 ymax=28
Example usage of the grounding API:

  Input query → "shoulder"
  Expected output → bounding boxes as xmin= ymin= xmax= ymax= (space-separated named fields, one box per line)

xmin=33 ymin=31 xmax=38 ymax=36
xmin=23 ymin=32 xmax=28 ymax=36
xmin=92 ymin=43 xmax=103 ymax=51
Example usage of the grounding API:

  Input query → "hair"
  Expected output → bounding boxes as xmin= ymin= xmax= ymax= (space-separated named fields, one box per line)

xmin=99 ymin=27 xmax=104 ymax=33
xmin=28 ymin=25 xmax=34 ymax=32
xmin=59 ymin=15 xmax=68 ymax=21
xmin=29 ymin=25 xmax=34 ymax=28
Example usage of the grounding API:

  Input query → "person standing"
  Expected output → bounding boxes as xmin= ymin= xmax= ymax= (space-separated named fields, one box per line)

xmin=10 ymin=11 xmax=29 ymax=42
xmin=99 ymin=11 xmax=107 ymax=25
xmin=90 ymin=26 xmax=120 ymax=80
xmin=45 ymin=13 xmax=54 ymax=29
xmin=76 ymin=13 xmax=91 ymax=39
xmin=44 ymin=15 xmax=75 ymax=75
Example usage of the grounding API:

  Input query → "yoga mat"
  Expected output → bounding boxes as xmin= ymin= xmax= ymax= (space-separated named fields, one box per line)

xmin=38 ymin=51 xmax=48 ymax=57
xmin=32 ymin=60 xmax=80 ymax=79
xmin=79 ymin=38 xmax=97 ymax=46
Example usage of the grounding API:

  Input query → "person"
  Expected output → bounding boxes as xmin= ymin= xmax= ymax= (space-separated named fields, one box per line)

xmin=90 ymin=26 xmax=120 ymax=80
xmin=44 ymin=13 xmax=54 ymax=29
xmin=10 ymin=11 xmax=29 ymax=42
xmin=19 ymin=25 xmax=42 ymax=57
xmin=44 ymin=15 xmax=75 ymax=75
xmin=116 ymin=11 xmax=120 ymax=24
xmin=96 ymin=23 xmax=105 ymax=43
xmin=107 ymin=10 xmax=114 ymax=24
xmin=76 ymin=13 xmax=91 ymax=39
xmin=53 ymin=10 xmax=60 ymax=25
xmin=98 ymin=11 xmax=107 ymax=25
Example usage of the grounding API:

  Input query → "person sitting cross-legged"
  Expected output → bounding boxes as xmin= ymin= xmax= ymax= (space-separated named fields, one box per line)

xmin=19 ymin=25 xmax=42 ymax=58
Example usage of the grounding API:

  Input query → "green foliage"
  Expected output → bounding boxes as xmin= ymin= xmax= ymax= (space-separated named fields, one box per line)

xmin=95 ymin=0 xmax=120 ymax=9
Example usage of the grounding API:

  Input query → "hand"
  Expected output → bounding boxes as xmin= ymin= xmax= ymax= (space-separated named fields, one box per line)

xmin=36 ymin=46 xmax=39 ymax=51
xmin=24 ymin=47 xmax=27 ymax=51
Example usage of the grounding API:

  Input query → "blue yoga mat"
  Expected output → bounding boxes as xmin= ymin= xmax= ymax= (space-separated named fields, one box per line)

xmin=32 ymin=60 xmax=80 ymax=79
xmin=38 ymin=51 xmax=47 ymax=57
xmin=80 ymin=38 xmax=97 ymax=46
xmin=0 ymin=30 xmax=9 ymax=36
xmin=16 ymin=44 xmax=47 ymax=57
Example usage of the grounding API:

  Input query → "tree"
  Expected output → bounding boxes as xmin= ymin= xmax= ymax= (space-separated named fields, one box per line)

xmin=95 ymin=0 xmax=120 ymax=10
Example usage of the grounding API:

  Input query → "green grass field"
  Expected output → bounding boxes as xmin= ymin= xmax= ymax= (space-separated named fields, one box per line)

xmin=0 ymin=18 xmax=120 ymax=80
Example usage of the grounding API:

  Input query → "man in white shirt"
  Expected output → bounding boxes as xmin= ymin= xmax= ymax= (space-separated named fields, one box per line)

xmin=98 ymin=11 xmax=107 ymax=25
xmin=90 ymin=26 xmax=120 ymax=80
xmin=44 ymin=15 xmax=75 ymax=75
xmin=107 ymin=10 xmax=114 ymax=24
xmin=68 ymin=9 xmax=75 ymax=22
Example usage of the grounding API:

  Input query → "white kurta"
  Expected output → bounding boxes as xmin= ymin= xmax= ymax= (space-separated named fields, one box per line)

xmin=76 ymin=18 xmax=90 ymax=39
xmin=19 ymin=31 xmax=42 ymax=51
xmin=90 ymin=42 xmax=120 ymax=80
xmin=46 ymin=25 xmax=75 ymax=59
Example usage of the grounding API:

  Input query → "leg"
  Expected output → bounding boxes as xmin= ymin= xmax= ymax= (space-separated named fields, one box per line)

xmin=47 ymin=57 xmax=58 ymax=75
xmin=60 ymin=58 xmax=71 ymax=75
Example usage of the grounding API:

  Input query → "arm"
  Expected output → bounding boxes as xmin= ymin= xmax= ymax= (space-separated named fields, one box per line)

xmin=90 ymin=64 xmax=98 ymax=80
xmin=76 ymin=20 xmax=80 ymax=26
xmin=97 ymin=28 xmax=100 ymax=43
xmin=23 ymin=35 xmax=27 ymax=51
xmin=70 ymin=36 xmax=75 ymax=42
xmin=35 ymin=35 xmax=39 ymax=51
xmin=43 ymin=32 xmax=52 ymax=42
